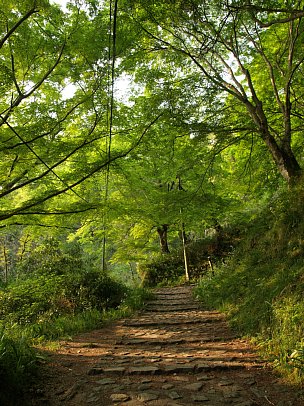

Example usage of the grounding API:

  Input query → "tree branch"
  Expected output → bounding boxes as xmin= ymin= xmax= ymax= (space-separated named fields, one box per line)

xmin=0 ymin=7 xmax=39 ymax=49
xmin=0 ymin=114 xmax=163 ymax=221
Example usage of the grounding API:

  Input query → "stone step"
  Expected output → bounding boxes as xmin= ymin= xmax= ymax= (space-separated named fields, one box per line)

xmin=114 ymin=336 xmax=236 ymax=346
xmin=146 ymin=300 xmax=199 ymax=306
xmin=88 ymin=361 xmax=259 ymax=376
xmin=145 ymin=306 xmax=199 ymax=312
xmin=124 ymin=317 xmax=224 ymax=327
xmin=122 ymin=312 xmax=226 ymax=328
xmin=153 ymin=294 xmax=193 ymax=300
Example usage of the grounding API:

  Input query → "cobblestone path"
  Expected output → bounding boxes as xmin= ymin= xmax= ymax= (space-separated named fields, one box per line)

xmin=32 ymin=285 xmax=304 ymax=405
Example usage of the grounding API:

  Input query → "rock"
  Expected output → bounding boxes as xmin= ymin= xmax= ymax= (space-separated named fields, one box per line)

xmin=137 ymin=383 xmax=153 ymax=391
xmin=137 ymin=392 xmax=159 ymax=402
xmin=164 ymin=364 xmax=195 ymax=374
xmin=88 ymin=367 xmax=104 ymax=375
xmin=140 ymin=379 xmax=152 ymax=383
xmin=167 ymin=403 xmax=184 ymax=406
xmin=110 ymin=393 xmax=131 ymax=402
xmin=250 ymin=387 xmax=266 ymax=398
xmin=168 ymin=391 xmax=182 ymax=400
xmin=82 ymin=343 xmax=100 ymax=348
xmin=162 ymin=383 xmax=175 ymax=390
xmin=172 ymin=376 xmax=190 ymax=382
xmin=195 ymin=363 xmax=212 ymax=372
xmin=60 ymin=383 xmax=80 ymax=401
xmin=103 ymin=367 xmax=126 ymax=375
xmin=224 ymin=391 xmax=241 ymax=399
xmin=196 ymin=374 xmax=213 ymax=381
xmin=87 ymin=395 xmax=100 ymax=403
xmin=207 ymin=389 xmax=216 ymax=394
xmin=191 ymin=394 xmax=209 ymax=402
xmin=244 ymin=379 xmax=257 ymax=386
xmin=218 ymin=380 xmax=234 ymax=386
xmin=185 ymin=382 xmax=204 ymax=391
xmin=96 ymin=378 xmax=116 ymax=385
xmin=150 ymin=358 xmax=161 ymax=363
xmin=128 ymin=366 xmax=159 ymax=375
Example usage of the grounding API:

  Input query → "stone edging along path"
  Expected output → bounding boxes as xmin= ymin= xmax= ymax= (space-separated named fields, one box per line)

xmin=31 ymin=285 xmax=303 ymax=405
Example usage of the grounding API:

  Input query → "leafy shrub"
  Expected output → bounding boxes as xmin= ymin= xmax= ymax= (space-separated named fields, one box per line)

xmin=121 ymin=287 xmax=154 ymax=310
xmin=138 ymin=252 xmax=185 ymax=287
xmin=0 ymin=274 xmax=66 ymax=324
xmin=0 ymin=269 xmax=129 ymax=328
xmin=138 ymin=229 xmax=237 ymax=287
xmin=66 ymin=270 xmax=129 ymax=311
xmin=0 ymin=328 xmax=37 ymax=403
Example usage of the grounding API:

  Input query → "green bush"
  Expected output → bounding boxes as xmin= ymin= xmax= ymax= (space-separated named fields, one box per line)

xmin=138 ymin=252 xmax=185 ymax=287
xmin=0 ymin=274 xmax=66 ymax=324
xmin=0 ymin=328 xmax=37 ymax=403
xmin=0 ymin=269 xmax=129 ymax=328
xmin=66 ymin=270 xmax=129 ymax=311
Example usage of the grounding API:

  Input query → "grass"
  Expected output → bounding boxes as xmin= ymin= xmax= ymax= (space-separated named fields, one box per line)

xmin=194 ymin=183 xmax=304 ymax=383
xmin=0 ymin=327 xmax=38 ymax=405
xmin=0 ymin=285 xmax=152 ymax=402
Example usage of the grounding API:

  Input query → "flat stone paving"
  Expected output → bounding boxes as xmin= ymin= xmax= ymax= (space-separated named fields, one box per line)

xmin=32 ymin=285 xmax=304 ymax=405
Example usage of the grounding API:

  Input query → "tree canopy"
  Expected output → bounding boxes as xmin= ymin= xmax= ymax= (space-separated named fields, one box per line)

xmin=1 ymin=0 xmax=304 ymax=272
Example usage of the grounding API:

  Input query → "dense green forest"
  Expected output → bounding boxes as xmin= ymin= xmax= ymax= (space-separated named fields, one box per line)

xmin=1 ymin=0 xmax=304 ymax=399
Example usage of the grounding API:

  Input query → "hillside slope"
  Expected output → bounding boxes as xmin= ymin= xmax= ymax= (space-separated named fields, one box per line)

xmin=195 ymin=183 xmax=304 ymax=383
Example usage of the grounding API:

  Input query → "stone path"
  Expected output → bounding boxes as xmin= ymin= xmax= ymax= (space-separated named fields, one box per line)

xmin=31 ymin=285 xmax=304 ymax=405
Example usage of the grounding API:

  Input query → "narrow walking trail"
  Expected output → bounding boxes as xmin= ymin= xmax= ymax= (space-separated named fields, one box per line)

xmin=30 ymin=285 xmax=303 ymax=405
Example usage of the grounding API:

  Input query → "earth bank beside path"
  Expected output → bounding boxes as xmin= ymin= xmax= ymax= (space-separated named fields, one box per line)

xmin=28 ymin=285 xmax=303 ymax=405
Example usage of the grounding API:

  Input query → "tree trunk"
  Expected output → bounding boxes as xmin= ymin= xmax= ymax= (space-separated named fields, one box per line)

xmin=157 ymin=224 xmax=170 ymax=253
xmin=246 ymin=100 xmax=302 ymax=183
xmin=261 ymin=129 xmax=302 ymax=183
xmin=3 ymin=244 xmax=8 ymax=285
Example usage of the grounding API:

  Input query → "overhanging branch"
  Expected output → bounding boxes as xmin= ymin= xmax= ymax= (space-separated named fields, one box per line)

xmin=0 ymin=114 xmax=163 ymax=221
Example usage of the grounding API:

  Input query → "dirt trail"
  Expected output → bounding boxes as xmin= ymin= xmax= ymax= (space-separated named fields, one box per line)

xmin=29 ymin=285 xmax=303 ymax=405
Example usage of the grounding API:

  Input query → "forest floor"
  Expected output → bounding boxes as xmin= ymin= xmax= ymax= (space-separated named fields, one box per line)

xmin=27 ymin=285 xmax=304 ymax=406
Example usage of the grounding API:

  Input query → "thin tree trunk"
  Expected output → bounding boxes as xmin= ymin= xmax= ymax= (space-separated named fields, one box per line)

xmin=157 ymin=224 xmax=170 ymax=253
xmin=3 ymin=244 xmax=8 ymax=285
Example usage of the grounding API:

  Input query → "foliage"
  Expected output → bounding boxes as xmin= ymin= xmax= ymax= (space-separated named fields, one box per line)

xmin=0 ymin=274 xmax=66 ymax=324
xmin=195 ymin=182 xmax=304 ymax=382
xmin=0 ymin=269 xmax=128 ymax=326
xmin=0 ymin=328 xmax=37 ymax=404
xmin=67 ymin=270 xmax=129 ymax=311
xmin=0 ymin=282 xmax=150 ymax=400
xmin=138 ymin=251 xmax=184 ymax=287
xmin=2 ymin=0 xmax=304 ymax=393
xmin=14 ymin=236 xmax=84 ymax=277
xmin=121 ymin=0 xmax=304 ymax=182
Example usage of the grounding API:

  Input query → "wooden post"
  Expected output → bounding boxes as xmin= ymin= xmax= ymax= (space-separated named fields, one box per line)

xmin=208 ymin=256 xmax=214 ymax=276
xmin=181 ymin=218 xmax=190 ymax=283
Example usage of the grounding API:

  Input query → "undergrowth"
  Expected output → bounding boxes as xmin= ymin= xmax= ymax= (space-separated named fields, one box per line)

xmin=195 ymin=182 xmax=304 ymax=383
xmin=0 ymin=277 xmax=151 ymax=403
